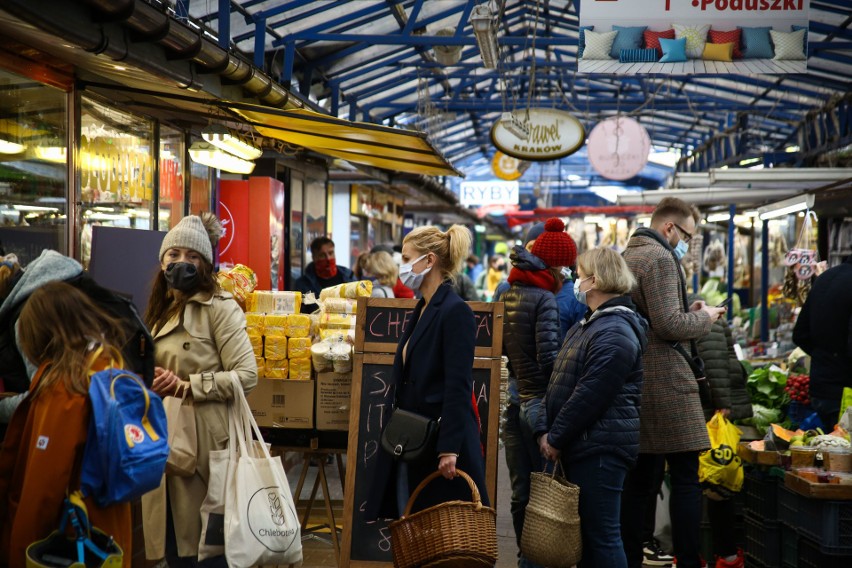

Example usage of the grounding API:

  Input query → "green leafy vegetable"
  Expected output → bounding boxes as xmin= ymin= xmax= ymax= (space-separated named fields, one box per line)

xmin=746 ymin=366 xmax=789 ymax=409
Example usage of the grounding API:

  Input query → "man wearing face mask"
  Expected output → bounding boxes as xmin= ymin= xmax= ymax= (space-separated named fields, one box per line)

xmin=620 ymin=198 xmax=727 ymax=568
xmin=294 ymin=237 xmax=356 ymax=309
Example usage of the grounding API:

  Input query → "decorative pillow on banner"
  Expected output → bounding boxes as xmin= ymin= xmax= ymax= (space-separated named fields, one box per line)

xmin=672 ymin=23 xmax=710 ymax=59
xmin=708 ymin=29 xmax=743 ymax=58
xmin=644 ymin=29 xmax=675 ymax=58
xmin=771 ymin=29 xmax=806 ymax=60
xmin=619 ymin=48 xmax=658 ymax=63
xmin=582 ymin=30 xmax=617 ymax=60
xmin=610 ymin=25 xmax=647 ymax=59
xmin=703 ymin=42 xmax=734 ymax=62
xmin=791 ymin=25 xmax=808 ymax=56
xmin=739 ymin=27 xmax=774 ymax=59
xmin=578 ymin=25 xmax=594 ymax=58
xmin=659 ymin=37 xmax=688 ymax=63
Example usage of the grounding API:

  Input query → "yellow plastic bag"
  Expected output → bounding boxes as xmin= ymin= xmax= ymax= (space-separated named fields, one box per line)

xmin=698 ymin=412 xmax=744 ymax=495
xmin=840 ymin=387 xmax=852 ymax=425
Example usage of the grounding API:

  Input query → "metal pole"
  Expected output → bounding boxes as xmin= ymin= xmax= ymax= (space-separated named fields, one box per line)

xmin=727 ymin=203 xmax=736 ymax=321
xmin=761 ymin=219 xmax=770 ymax=342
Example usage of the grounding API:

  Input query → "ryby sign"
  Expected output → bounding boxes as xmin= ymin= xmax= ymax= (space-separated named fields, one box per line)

xmin=490 ymin=108 xmax=585 ymax=162
xmin=459 ymin=181 xmax=520 ymax=207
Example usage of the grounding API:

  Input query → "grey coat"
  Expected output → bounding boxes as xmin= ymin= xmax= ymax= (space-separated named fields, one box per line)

xmin=623 ymin=231 xmax=712 ymax=453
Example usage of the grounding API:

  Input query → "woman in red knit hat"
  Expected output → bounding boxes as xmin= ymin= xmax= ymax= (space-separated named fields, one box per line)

xmin=500 ymin=217 xmax=576 ymax=567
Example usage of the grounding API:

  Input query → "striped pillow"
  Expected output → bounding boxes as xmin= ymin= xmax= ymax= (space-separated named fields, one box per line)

xmin=771 ymin=29 xmax=806 ymax=60
xmin=619 ymin=48 xmax=659 ymax=63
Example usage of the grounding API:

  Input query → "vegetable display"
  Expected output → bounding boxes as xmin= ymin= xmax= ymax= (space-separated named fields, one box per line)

xmin=784 ymin=373 xmax=810 ymax=405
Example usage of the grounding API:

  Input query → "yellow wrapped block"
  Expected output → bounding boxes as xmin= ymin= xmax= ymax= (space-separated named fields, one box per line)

xmin=265 ymin=359 xmax=289 ymax=379
xmin=249 ymin=335 xmax=263 ymax=358
xmin=264 ymin=314 xmax=289 ymax=337
xmin=256 ymin=357 xmax=265 ymax=378
xmin=285 ymin=314 xmax=311 ymax=338
xmin=319 ymin=328 xmax=355 ymax=343
xmin=249 ymin=290 xmax=302 ymax=314
xmin=218 ymin=264 xmax=257 ymax=303
xmin=319 ymin=312 xmax=357 ymax=330
xmin=319 ymin=280 xmax=373 ymax=300
xmin=311 ymin=341 xmax=333 ymax=373
xmin=245 ymin=312 xmax=265 ymax=336
xmin=289 ymin=357 xmax=312 ymax=381
xmin=322 ymin=298 xmax=358 ymax=314
xmin=264 ymin=336 xmax=288 ymax=361
xmin=288 ymin=337 xmax=312 ymax=360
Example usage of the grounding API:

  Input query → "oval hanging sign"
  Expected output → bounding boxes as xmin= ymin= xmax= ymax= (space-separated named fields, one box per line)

xmin=587 ymin=117 xmax=651 ymax=181
xmin=490 ymin=108 xmax=585 ymax=162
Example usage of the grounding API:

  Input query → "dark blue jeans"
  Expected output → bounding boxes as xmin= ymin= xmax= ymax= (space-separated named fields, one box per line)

xmin=503 ymin=401 xmax=546 ymax=568
xmin=622 ymin=452 xmax=702 ymax=568
xmin=563 ymin=453 xmax=629 ymax=568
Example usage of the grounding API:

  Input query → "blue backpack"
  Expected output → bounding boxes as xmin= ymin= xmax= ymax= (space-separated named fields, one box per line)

xmin=81 ymin=365 xmax=169 ymax=507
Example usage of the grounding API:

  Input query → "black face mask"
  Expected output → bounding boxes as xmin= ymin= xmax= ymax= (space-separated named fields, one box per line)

xmin=164 ymin=262 xmax=200 ymax=292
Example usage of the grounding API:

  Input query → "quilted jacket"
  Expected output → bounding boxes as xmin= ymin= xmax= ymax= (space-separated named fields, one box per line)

xmin=536 ymin=296 xmax=647 ymax=466
xmin=500 ymin=247 xmax=562 ymax=401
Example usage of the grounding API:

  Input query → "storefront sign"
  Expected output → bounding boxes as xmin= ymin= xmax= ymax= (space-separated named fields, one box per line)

xmin=79 ymin=135 xmax=153 ymax=203
xmin=491 ymin=151 xmax=528 ymax=181
xmin=490 ymin=108 xmax=585 ymax=162
xmin=581 ymin=0 xmax=808 ymax=19
xmin=459 ymin=181 xmax=520 ymax=207
xmin=587 ymin=117 xmax=651 ymax=181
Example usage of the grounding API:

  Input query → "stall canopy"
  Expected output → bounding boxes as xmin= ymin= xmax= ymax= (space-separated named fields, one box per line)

xmin=229 ymin=102 xmax=460 ymax=177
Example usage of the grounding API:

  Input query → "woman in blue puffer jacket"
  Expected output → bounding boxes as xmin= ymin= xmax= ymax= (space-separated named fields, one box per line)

xmin=536 ymin=246 xmax=648 ymax=568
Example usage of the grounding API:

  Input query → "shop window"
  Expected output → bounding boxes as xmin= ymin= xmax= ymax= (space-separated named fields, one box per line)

xmin=0 ymin=69 xmax=68 ymax=264
xmin=79 ymin=96 xmax=153 ymax=269
xmin=158 ymin=126 xmax=185 ymax=230
xmin=189 ymin=157 xmax=213 ymax=215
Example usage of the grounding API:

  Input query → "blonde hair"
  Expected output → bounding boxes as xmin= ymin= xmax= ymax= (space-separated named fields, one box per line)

xmin=364 ymin=251 xmax=399 ymax=287
xmin=577 ymin=247 xmax=636 ymax=295
xmin=403 ymin=225 xmax=472 ymax=282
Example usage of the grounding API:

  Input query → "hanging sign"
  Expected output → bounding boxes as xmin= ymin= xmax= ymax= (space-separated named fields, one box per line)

xmin=490 ymin=108 xmax=585 ymax=162
xmin=491 ymin=151 xmax=529 ymax=181
xmin=459 ymin=181 xmax=520 ymax=207
xmin=587 ymin=117 xmax=651 ymax=181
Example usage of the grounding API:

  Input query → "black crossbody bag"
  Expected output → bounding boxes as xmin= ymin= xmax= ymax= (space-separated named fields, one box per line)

xmin=672 ymin=340 xmax=713 ymax=408
xmin=381 ymin=408 xmax=440 ymax=463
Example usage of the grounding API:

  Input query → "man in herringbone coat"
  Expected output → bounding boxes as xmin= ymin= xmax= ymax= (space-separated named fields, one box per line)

xmin=620 ymin=198 xmax=727 ymax=568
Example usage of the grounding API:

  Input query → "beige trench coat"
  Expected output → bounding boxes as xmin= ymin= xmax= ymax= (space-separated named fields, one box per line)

xmin=141 ymin=291 xmax=257 ymax=559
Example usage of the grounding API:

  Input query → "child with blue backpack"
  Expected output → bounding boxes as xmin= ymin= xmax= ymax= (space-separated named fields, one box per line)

xmin=0 ymin=281 xmax=132 ymax=566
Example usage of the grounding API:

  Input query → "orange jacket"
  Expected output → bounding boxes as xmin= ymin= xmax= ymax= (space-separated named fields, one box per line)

xmin=0 ymin=363 xmax=131 ymax=567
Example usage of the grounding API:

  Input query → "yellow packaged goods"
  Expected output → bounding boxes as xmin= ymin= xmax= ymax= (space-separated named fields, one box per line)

xmin=318 ymin=280 xmax=373 ymax=300
xmin=322 ymin=298 xmax=358 ymax=314
xmin=249 ymin=290 xmax=302 ymax=314
xmin=217 ymin=264 xmax=257 ymax=303
xmin=330 ymin=341 xmax=353 ymax=373
xmin=311 ymin=342 xmax=333 ymax=373
xmin=245 ymin=312 xmax=265 ymax=336
xmin=256 ymin=357 xmax=265 ymax=377
xmin=249 ymin=335 xmax=263 ymax=358
xmin=288 ymin=337 xmax=312 ymax=360
xmin=319 ymin=312 xmax=357 ymax=330
xmin=263 ymin=336 xmax=287 ymax=361
xmin=264 ymin=359 xmax=289 ymax=379
xmin=289 ymin=357 xmax=312 ymax=381
xmin=319 ymin=328 xmax=355 ymax=343
xmin=285 ymin=314 xmax=311 ymax=338
xmin=263 ymin=314 xmax=289 ymax=337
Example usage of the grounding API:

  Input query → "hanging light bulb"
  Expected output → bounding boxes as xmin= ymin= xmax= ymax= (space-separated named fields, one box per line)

xmin=470 ymin=4 xmax=499 ymax=69
xmin=189 ymin=141 xmax=255 ymax=174
xmin=202 ymin=124 xmax=262 ymax=160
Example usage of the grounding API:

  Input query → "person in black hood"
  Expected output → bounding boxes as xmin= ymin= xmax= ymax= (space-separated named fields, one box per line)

xmin=536 ymin=246 xmax=648 ymax=568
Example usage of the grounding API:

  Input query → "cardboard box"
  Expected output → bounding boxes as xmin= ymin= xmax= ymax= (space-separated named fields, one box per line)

xmin=246 ymin=378 xmax=314 ymax=428
xmin=315 ymin=372 xmax=352 ymax=431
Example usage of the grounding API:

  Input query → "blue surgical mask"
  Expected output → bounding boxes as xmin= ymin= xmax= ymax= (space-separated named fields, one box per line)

xmin=573 ymin=276 xmax=591 ymax=305
xmin=674 ymin=239 xmax=689 ymax=260
xmin=560 ymin=267 xmax=573 ymax=281
xmin=398 ymin=254 xmax=431 ymax=291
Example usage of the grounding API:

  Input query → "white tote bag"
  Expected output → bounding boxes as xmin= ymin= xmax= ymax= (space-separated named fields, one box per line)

xmin=224 ymin=374 xmax=303 ymax=567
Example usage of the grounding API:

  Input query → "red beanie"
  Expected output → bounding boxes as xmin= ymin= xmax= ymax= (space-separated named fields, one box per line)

xmin=531 ymin=218 xmax=577 ymax=268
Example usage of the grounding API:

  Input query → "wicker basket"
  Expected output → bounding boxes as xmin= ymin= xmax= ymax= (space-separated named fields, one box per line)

xmin=389 ymin=469 xmax=497 ymax=568
xmin=520 ymin=463 xmax=582 ymax=568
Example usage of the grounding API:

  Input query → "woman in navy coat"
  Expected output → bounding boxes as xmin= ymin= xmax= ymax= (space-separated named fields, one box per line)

xmin=366 ymin=224 xmax=489 ymax=521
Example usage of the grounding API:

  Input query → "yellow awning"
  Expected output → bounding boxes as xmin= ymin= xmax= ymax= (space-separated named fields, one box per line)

xmin=229 ymin=103 xmax=460 ymax=177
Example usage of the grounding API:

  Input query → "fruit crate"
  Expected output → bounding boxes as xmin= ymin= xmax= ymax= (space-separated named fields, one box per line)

xmin=777 ymin=485 xmax=852 ymax=554
xmin=742 ymin=467 xmax=782 ymax=520
xmin=780 ymin=523 xmax=798 ymax=568
xmin=744 ymin=515 xmax=781 ymax=567
xmin=797 ymin=535 xmax=852 ymax=568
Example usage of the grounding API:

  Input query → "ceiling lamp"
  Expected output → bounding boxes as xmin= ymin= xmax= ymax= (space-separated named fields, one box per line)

xmin=202 ymin=124 xmax=262 ymax=160
xmin=470 ymin=4 xmax=499 ymax=69
xmin=757 ymin=194 xmax=815 ymax=221
xmin=0 ymin=138 xmax=25 ymax=154
xmin=189 ymin=141 xmax=255 ymax=174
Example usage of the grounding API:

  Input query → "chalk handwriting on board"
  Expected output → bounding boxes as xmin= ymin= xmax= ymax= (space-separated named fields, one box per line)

xmin=378 ymin=527 xmax=392 ymax=552
xmin=474 ymin=312 xmax=492 ymax=341
xmin=368 ymin=309 xmax=414 ymax=340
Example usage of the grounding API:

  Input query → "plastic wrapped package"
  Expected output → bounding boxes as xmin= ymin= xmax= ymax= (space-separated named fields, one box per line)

xmin=288 ymin=337 xmax=312 ymax=360
xmin=218 ymin=264 xmax=257 ymax=304
xmin=263 ymin=314 xmax=288 ymax=337
xmin=248 ymin=290 xmax=302 ymax=314
xmin=321 ymin=298 xmax=358 ymax=314
xmin=318 ymin=312 xmax=357 ymax=330
xmin=265 ymin=359 xmax=289 ymax=379
xmin=245 ymin=313 xmax=265 ymax=336
xmin=311 ymin=342 xmax=333 ymax=373
xmin=330 ymin=341 xmax=353 ymax=373
xmin=285 ymin=314 xmax=311 ymax=338
xmin=289 ymin=357 xmax=312 ymax=381
xmin=249 ymin=335 xmax=263 ymax=358
xmin=264 ymin=336 xmax=288 ymax=361
xmin=318 ymin=280 xmax=373 ymax=300
xmin=309 ymin=313 xmax=320 ymax=338
xmin=256 ymin=357 xmax=265 ymax=378
xmin=319 ymin=328 xmax=355 ymax=343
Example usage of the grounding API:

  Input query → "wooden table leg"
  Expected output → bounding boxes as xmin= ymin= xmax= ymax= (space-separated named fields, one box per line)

xmin=317 ymin=456 xmax=341 ymax=566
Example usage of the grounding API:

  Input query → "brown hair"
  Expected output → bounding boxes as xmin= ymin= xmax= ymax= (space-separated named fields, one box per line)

xmin=17 ymin=281 xmax=125 ymax=397
xmin=144 ymin=259 xmax=219 ymax=333
xmin=403 ymin=225 xmax=472 ymax=282
xmin=651 ymin=197 xmax=694 ymax=227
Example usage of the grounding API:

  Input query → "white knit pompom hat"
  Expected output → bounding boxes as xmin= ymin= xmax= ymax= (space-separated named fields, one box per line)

xmin=159 ymin=215 xmax=217 ymax=264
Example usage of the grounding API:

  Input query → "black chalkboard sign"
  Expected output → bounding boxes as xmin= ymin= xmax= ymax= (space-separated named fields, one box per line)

xmin=355 ymin=298 xmax=504 ymax=358
xmin=340 ymin=353 xmax=500 ymax=568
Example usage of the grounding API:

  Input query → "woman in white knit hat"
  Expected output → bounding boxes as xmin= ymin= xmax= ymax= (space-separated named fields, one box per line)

xmin=141 ymin=213 xmax=257 ymax=566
